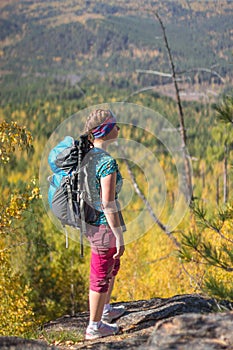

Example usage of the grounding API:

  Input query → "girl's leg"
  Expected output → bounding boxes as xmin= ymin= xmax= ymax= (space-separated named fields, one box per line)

xmin=105 ymin=276 xmax=115 ymax=305
xmin=105 ymin=257 xmax=120 ymax=305
xmin=89 ymin=290 xmax=107 ymax=322
xmin=88 ymin=228 xmax=120 ymax=322
xmin=88 ymin=247 xmax=114 ymax=322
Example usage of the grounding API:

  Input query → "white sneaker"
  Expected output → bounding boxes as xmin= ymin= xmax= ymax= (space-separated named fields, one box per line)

xmin=102 ymin=305 xmax=126 ymax=323
xmin=85 ymin=321 xmax=119 ymax=340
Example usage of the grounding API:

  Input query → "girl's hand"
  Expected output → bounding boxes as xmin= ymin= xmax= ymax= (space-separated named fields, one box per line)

xmin=113 ymin=236 xmax=125 ymax=259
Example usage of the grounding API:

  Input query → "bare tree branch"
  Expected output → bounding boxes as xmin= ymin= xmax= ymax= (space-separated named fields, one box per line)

xmin=154 ymin=12 xmax=193 ymax=200
xmin=124 ymin=85 xmax=159 ymax=101
xmin=136 ymin=69 xmax=172 ymax=78
xmin=0 ymin=242 xmax=27 ymax=252
xmin=118 ymin=145 xmax=180 ymax=248
xmin=136 ymin=69 xmax=192 ymax=83
xmin=180 ymin=261 xmax=204 ymax=290
xmin=146 ymin=253 xmax=172 ymax=264
xmin=177 ymin=67 xmax=225 ymax=83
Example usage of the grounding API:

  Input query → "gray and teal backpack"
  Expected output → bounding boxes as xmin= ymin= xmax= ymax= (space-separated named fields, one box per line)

xmin=48 ymin=134 xmax=98 ymax=256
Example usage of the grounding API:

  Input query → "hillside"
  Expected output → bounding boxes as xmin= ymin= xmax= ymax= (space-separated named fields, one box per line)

xmin=0 ymin=0 xmax=232 ymax=104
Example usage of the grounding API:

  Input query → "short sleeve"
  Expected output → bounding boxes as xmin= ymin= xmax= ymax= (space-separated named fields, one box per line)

xmin=97 ymin=156 xmax=118 ymax=178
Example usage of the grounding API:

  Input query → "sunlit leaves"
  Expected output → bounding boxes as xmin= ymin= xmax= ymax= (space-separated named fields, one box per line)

xmin=0 ymin=121 xmax=33 ymax=163
xmin=0 ymin=180 xmax=40 ymax=236
xmin=0 ymin=121 xmax=39 ymax=335
xmin=0 ymin=250 xmax=35 ymax=336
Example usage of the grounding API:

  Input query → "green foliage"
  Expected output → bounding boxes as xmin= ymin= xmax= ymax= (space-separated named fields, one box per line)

xmin=0 ymin=3 xmax=232 ymax=346
xmin=222 ymin=244 xmax=233 ymax=265
xmin=179 ymin=202 xmax=233 ymax=300
xmin=0 ymin=122 xmax=38 ymax=335
xmin=204 ymin=275 xmax=233 ymax=301
xmin=180 ymin=230 xmax=201 ymax=257
xmin=19 ymin=203 xmax=89 ymax=322
xmin=214 ymin=95 xmax=233 ymax=125
xmin=1 ymin=1 xmax=233 ymax=329
xmin=178 ymin=93 xmax=233 ymax=301
xmin=191 ymin=201 xmax=225 ymax=233
xmin=0 ymin=250 xmax=36 ymax=336
xmin=0 ymin=1 xmax=232 ymax=96
xmin=0 ymin=120 xmax=88 ymax=335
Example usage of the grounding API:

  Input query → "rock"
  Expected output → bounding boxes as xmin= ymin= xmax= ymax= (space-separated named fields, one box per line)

xmin=147 ymin=311 xmax=233 ymax=350
xmin=0 ymin=336 xmax=58 ymax=349
xmin=42 ymin=295 xmax=233 ymax=350
xmin=1 ymin=294 xmax=233 ymax=349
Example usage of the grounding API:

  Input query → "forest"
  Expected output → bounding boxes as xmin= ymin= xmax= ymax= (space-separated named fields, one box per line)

xmin=0 ymin=0 xmax=233 ymax=343
xmin=1 ymin=0 xmax=233 ymax=102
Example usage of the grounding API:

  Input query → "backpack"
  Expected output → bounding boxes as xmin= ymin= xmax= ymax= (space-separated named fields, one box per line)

xmin=47 ymin=134 xmax=98 ymax=256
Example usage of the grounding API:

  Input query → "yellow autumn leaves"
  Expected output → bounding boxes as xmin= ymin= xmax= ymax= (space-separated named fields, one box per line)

xmin=0 ymin=121 xmax=33 ymax=164
xmin=0 ymin=120 xmax=39 ymax=335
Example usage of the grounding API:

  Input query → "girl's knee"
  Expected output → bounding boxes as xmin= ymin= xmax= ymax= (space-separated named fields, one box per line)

xmin=90 ymin=276 xmax=111 ymax=293
xmin=89 ymin=249 xmax=120 ymax=292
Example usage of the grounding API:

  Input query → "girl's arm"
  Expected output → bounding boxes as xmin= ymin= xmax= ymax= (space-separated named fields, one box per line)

xmin=100 ymin=171 xmax=125 ymax=259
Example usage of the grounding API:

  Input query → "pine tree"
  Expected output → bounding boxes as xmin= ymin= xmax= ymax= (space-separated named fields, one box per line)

xmin=179 ymin=94 xmax=233 ymax=301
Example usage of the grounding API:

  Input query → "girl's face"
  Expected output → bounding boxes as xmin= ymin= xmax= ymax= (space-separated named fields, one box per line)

xmin=104 ymin=124 xmax=120 ymax=142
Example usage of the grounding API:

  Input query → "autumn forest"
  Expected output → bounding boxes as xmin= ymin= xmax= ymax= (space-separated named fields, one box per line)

xmin=0 ymin=0 xmax=233 ymax=340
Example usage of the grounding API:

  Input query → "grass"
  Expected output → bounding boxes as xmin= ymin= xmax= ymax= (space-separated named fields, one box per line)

xmin=39 ymin=328 xmax=84 ymax=346
xmin=21 ymin=326 xmax=84 ymax=347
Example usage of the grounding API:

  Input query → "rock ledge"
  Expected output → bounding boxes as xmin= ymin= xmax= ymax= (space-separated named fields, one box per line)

xmin=1 ymin=294 xmax=233 ymax=349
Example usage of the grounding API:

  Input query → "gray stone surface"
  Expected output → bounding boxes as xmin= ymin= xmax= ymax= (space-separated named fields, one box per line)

xmin=0 ymin=336 xmax=57 ymax=349
xmin=147 ymin=311 xmax=233 ymax=350
xmin=1 ymin=294 xmax=233 ymax=349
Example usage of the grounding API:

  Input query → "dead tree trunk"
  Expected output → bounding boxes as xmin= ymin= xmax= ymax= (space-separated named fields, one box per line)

xmin=119 ymin=146 xmax=180 ymax=248
xmin=155 ymin=13 xmax=193 ymax=201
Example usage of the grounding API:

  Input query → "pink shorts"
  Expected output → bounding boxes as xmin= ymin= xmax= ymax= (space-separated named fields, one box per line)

xmin=87 ymin=225 xmax=120 ymax=293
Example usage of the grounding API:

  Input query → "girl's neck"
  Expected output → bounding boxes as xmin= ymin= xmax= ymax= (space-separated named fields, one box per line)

xmin=93 ymin=140 xmax=108 ymax=151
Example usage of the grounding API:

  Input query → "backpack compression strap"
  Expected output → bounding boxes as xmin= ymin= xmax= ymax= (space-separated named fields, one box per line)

xmin=66 ymin=176 xmax=75 ymax=223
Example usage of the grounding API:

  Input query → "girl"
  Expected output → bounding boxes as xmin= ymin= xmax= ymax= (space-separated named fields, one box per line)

xmin=84 ymin=109 xmax=126 ymax=340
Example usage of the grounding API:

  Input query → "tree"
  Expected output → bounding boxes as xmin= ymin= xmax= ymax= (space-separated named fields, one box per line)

xmin=127 ymin=12 xmax=193 ymax=200
xmin=0 ymin=121 xmax=33 ymax=164
xmin=179 ymin=94 xmax=233 ymax=301
xmin=214 ymin=95 xmax=233 ymax=203
xmin=0 ymin=120 xmax=89 ymax=326
xmin=0 ymin=250 xmax=35 ymax=336
xmin=214 ymin=95 xmax=233 ymax=126
xmin=0 ymin=120 xmax=37 ymax=335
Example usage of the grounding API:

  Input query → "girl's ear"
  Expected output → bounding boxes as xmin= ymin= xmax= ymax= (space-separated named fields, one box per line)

xmin=88 ymin=132 xmax=95 ymax=142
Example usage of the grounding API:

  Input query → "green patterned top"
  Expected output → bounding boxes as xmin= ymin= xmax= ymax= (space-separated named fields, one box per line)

xmin=86 ymin=147 xmax=123 ymax=226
